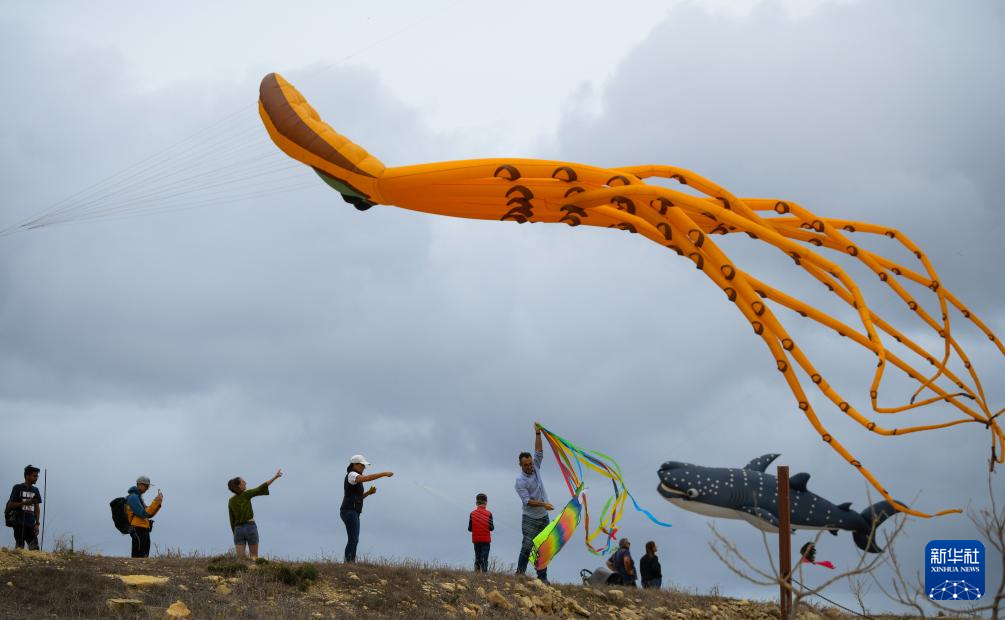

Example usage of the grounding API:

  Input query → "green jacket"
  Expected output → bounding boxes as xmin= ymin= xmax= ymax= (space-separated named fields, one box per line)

xmin=228 ymin=483 xmax=269 ymax=531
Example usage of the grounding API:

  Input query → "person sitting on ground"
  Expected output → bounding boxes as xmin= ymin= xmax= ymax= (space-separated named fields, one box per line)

xmin=228 ymin=469 xmax=283 ymax=560
xmin=606 ymin=538 xmax=637 ymax=587
xmin=640 ymin=540 xmax=662 ymax=589
xmin=468 ymin=493 xmax=495 ymax=572
xmin=340 ymin=454 xmax=394 ymax=563
xmin=125 ymin=476 xmax=162 ymax=558
xmin=6 ymin=465 xmax=42 ymax=550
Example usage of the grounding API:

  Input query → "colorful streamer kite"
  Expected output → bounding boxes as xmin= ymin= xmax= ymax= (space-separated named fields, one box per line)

xmin=529 ymin=485 xmax=584 ymax=571
xmin=532 ymin=425 xmax=671 ymax=568
xmin=259 ymin=72 xmax=1005 ymax=518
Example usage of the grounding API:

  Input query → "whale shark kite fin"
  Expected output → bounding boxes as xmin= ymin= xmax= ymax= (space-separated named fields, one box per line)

xmin=853 ymin=500 xmax=902 ymax=553
xmin=838 ymin=502 xmax=853 ymax=511
xmin=742 ymin=454 xmax=780 ymax=472
xmin=789 ymin=473 xmax=810 ymax=492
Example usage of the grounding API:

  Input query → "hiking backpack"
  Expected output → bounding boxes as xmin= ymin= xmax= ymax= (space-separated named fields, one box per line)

xmin=4 ymin=484 xmax=20 ymax=528
xmin=110 ymin=497 xmax=130 ymax=534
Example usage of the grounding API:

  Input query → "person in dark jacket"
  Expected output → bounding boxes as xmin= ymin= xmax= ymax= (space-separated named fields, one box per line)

xmin=125 ymin=475 xmax=163 ymax=558
xmin=640 ymin=540 xmax=662 ymax=589
xmin=606 ymin=538 xmax=637 ymax=587
xmin=340 ymin=454 xmax=393 ymax=562
xmin=468 ymin=493 xmax=495 ymax=571
xmin=6 ymin=465 xmax=42 ymax=550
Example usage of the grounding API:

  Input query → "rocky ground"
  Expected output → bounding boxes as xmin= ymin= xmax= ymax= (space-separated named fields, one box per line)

xmin=0 ymin=547 xmax=927 ymax=619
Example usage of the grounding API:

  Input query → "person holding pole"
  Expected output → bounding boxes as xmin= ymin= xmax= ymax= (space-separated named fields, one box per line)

xmin=5 ymin=465 xmax=42 ymax=550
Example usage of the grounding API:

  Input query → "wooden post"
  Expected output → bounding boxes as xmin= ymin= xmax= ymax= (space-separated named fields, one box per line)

xmin=778 ymin=465 xmax=792 ymax=619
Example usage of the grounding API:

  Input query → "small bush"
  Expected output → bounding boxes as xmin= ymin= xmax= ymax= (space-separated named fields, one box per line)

xmin=207 ymin=555 xmax=249 ymax=576
xmin=267 ymin=562 xmax=319 ymax=591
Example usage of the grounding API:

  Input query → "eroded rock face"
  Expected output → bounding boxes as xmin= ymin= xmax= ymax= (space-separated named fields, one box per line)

xmin=105 ymin=598 xmax=144 ymax=612
xmin=165 ymin=600 xmax=192 ymax=618
xmin=115 ymin=574 xmax=170 ymax=587
xmin=487 ymin=589 xmax=513 ymax=610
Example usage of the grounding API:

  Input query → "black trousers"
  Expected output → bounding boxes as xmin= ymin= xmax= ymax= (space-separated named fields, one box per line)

xmin=130 ymin=527 xmax=151 ymax=558
xmin=13 ymin=524 xmax=39 ymax=550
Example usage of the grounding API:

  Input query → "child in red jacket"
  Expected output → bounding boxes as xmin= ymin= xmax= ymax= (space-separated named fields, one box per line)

xmin=468 ymin=493 xmax=494 ymax=572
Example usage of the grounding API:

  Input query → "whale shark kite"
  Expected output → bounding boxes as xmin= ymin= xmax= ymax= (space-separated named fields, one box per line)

xmin=258 ymin=72 xmax=1005 ymax=518
xmin=658 ymin=454 xmax=899 ymax=553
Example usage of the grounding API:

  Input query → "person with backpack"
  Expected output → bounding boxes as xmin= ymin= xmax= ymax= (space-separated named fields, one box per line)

xmin=6 ymin=465 xmax=42 ymax=550
xmin=125 ymin=475 xmax=162 ymax=558
xmin=340 ymin=454 xmax=393 ymax=563
xmin=468 ymin=493 xmax=494 ymax=572
xmin=227 ymin=469 xmax=283 ymax=560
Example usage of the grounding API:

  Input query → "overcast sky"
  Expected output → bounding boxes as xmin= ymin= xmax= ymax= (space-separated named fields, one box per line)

xmin=2 ymin=0 xmax=1003 ymax=614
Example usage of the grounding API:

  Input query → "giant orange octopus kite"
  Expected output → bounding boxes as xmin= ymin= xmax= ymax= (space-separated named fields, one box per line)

xmin=259 ymin=73 xmax=1003 ymax=518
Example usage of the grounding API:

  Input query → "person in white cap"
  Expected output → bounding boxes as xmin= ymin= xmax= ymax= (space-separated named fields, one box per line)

xmin=340 ymin=455 xmax=393 ymax=562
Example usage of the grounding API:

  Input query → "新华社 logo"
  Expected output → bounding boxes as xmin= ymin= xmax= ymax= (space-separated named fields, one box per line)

xmin=925 ymin=540 xmax=984 ymax=601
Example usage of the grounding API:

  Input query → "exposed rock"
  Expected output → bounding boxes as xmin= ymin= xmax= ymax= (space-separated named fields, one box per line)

xmin=202 ymin=575 xmax=223 ymax=583
xmin=105 ymin=598 xmax=144 ymax=612
xmin=347 ymin=572 xmax=360 ymax=582
xmin=115 ymin=574 xmax=170 ymax=587
xmin=164 ymin=600 xmax=191 ymax=619
xmin=215 ymin=583 xmax=232 ymax=595
xmin=487 ymin=589 xmax=513 ymax=610
xmin=475 ymin=586 xmax=487 ymax=599
xmin=566 ymin=598 xmax=592 ymax=617
xmin=440 ymin=582 xmax=458 ymax=592
xmin=607 ymin=589 xmax=625 ymax=601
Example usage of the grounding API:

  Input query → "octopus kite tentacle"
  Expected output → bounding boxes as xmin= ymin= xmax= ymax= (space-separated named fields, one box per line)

xmin=258 ymin=72 xmax=1005 ymax=517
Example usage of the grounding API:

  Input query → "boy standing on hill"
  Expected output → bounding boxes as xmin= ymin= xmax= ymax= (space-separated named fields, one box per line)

xmin=468 ymin=493 xmax=494 ymax=572
xmin=228 ymin=469 xmax=283 ymax=560
xmin=6 ymin=465 xmax=42 ymax=550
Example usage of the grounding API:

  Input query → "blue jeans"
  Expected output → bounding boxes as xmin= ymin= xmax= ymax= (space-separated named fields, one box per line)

xmin=473 ymin=542 xmax=490 ymax=572
xmin=642 ymin=577 xmax=662 ymax=589
xmin=340 ymin=510 xmax=360 ymax=562
xmin=517 ymin=513 xmax=549 ymax=580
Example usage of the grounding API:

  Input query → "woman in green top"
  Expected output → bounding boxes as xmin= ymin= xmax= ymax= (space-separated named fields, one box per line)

xmin=227 ymin=469 xmax=282 ymax=560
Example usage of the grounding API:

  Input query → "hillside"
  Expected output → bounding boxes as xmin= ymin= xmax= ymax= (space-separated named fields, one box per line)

xmin=0 ymin=547 xmax=907 ymax=619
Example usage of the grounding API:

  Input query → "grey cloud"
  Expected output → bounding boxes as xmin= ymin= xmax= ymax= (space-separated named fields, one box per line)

xmin=1 ymin=1 xmax=1003 ymax=615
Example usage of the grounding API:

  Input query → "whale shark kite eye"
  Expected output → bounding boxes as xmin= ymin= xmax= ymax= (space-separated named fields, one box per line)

xmin=686 ymin=488 xmax=700 ymax=499
xmin=259 ymin=72 xmax=1005 ymax=519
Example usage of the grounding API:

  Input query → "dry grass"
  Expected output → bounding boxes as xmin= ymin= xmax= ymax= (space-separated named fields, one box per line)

xmin=0 ymin=547 xmax=919 ymax=619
